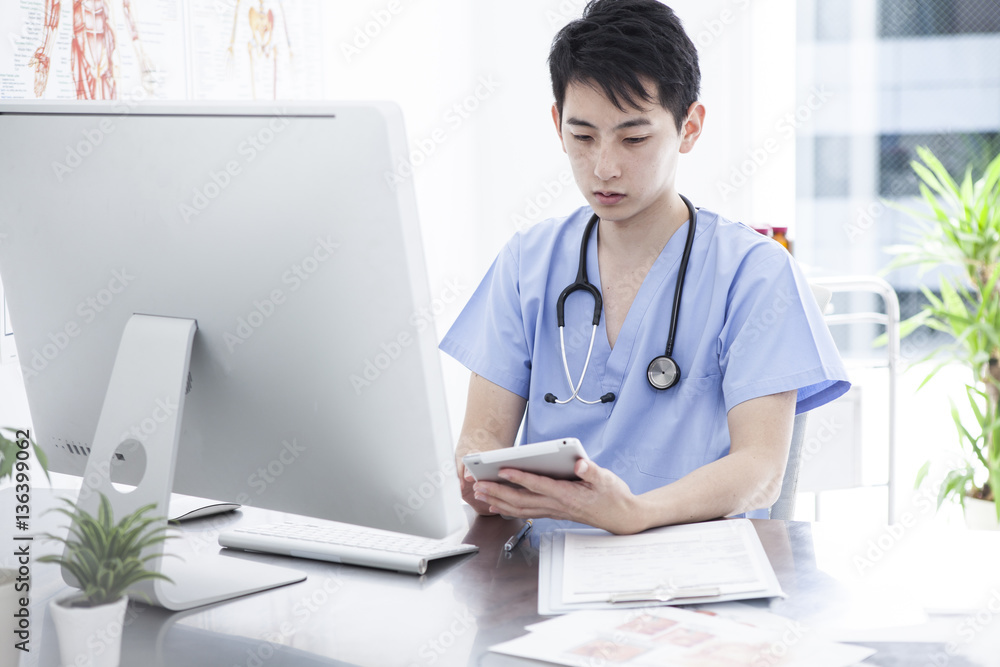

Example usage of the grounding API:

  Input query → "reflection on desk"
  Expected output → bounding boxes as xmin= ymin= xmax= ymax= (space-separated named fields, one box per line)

xmin=9 ymin=489 xmax=997 ymax=667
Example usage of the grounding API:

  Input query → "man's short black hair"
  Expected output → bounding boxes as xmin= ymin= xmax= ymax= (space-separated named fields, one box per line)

xmin=548 ymin=0 xmax=700 ymax=131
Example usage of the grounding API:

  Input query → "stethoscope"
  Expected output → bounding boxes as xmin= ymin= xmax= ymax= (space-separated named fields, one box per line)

xmin=544 ymin=194 xmax=698 ymax=405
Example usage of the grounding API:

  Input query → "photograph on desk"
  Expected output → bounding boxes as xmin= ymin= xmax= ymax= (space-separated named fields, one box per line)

xmin=490 ymin=604 xmax=876 ymax=667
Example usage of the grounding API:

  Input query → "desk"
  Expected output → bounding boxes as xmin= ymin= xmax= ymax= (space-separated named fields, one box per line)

xmin=9 ymin=489 xmax=996 ymax=667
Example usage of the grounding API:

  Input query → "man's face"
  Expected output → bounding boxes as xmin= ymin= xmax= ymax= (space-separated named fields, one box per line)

xmin=553 ymin=79 xmax=703 ymax=228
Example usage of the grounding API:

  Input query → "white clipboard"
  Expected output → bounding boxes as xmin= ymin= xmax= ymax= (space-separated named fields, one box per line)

xmin=538 ymin=519 xmax=785 ymax=615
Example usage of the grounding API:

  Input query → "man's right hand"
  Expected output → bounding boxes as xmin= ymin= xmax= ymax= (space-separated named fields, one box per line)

xmin=452 ymin=372 xmax=527 ymax=515
xmin=455 ymin=451 xmax=498 ymax=516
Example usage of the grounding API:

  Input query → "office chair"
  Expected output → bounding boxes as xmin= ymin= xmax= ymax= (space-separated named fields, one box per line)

xmin=769 ymin=282 xmax=833 ymax=521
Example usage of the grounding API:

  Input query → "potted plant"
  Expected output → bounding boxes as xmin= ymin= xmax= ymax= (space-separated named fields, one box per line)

xmin=889 ymin=146 xmax=1000 ymax=528
xmin=0 ymin=426 xmax=47 ymax=482
xmin=39 ymin=493 xmax=174 ymax=667
xmin=0 ymin=427 xmax=48 ymax=666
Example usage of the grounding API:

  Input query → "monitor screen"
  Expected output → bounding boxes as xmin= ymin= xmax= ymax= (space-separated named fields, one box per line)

xmin=0 ymin=102 xmax=464 ymax=539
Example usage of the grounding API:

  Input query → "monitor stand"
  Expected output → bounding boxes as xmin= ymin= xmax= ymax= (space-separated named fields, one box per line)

xmin=64 ymin=314 xmax=305 ymax=610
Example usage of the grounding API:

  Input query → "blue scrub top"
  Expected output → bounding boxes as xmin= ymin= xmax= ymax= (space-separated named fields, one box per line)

xmin=441 ymin=206 xmax=849 ymax=504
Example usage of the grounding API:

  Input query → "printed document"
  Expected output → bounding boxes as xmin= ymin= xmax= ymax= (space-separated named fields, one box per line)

xmin=562 ymin=519 xmax=773 ymax=604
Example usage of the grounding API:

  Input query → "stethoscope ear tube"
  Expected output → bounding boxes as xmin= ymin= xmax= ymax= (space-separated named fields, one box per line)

xmin=555 ymin=213 xmax=603 ymax=328
xmin=662 ymin=195 xmax=698 ymax=363
xmin=555 ymin=283 xmax=602 ymax=327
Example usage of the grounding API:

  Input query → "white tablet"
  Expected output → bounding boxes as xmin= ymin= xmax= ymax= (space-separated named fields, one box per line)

xmin=462 ymin=438 xmax=588 ymax=484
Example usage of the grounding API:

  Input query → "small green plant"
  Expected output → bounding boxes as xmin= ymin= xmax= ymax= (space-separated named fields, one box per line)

xmin=888 ymin=146 xmax=1000 ymax=520
xmin=39 ymin=494 xmax=175 ymax=607
xmin=0 ymin=426 xmax=48 ymax=482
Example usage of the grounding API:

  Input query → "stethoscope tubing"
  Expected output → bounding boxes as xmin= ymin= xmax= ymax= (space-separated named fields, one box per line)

xmin=547 ymin=195 xmax=697 ymax=405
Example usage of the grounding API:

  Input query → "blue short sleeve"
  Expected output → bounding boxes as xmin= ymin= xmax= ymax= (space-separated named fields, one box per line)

xmin=718 ymin=247 xmax=849 ymax=414
xmin=440 ymin=236 xmax=532 ymax=398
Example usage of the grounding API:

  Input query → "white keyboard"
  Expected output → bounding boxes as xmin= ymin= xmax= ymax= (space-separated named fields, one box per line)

xmin=218 ymin=522 xmax=478 ymax=575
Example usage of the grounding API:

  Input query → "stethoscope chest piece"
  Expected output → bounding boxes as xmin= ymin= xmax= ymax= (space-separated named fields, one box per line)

xmin=647 ymin=355 xmax=680 ymax=390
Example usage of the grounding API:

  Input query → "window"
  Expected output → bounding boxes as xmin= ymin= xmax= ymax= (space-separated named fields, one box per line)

xmin=879 ymin=0 xmax=1000 ymax=37
xmin=879 ymin=132 xmax=1000 ymax=198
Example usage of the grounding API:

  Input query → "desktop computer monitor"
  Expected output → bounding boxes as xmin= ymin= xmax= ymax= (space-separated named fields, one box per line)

xmin=0 ymin=102 xmax=464 ymax=541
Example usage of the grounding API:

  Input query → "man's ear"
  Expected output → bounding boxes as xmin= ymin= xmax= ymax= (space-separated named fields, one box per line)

xmin=678 ymin=101 xmax=706 ymax=155
xmin=551 ymin=103 xmax=567 ymax=153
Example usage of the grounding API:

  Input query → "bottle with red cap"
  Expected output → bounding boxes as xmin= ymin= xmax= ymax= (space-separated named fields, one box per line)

xmin=771 ymin=226 xmax=790 ymax=252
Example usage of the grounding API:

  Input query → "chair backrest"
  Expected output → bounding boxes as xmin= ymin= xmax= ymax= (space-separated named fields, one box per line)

xmin=769 ymin=282 xmax=833 ymax=521
xmin=770 ymin=413 xmax=809 ymax=520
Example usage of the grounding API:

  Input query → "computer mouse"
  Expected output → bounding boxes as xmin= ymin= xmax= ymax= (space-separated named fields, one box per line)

xmin=169 ymin=499 xmax=242 ymax=522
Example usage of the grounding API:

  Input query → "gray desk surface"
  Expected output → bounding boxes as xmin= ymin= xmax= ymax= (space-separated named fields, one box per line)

xmin=8 ymin=489 xmax=995 ymax=667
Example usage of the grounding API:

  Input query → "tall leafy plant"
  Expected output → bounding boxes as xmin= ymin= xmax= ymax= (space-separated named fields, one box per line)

xmin=39 ymin=494 xmax=174 ymax=607
xmin=890 ymin=146 xmax=1000 ymax=520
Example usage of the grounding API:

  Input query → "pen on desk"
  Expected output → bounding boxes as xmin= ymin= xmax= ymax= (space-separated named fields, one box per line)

xmin=504 ymin=519 xmax=532 ymax=551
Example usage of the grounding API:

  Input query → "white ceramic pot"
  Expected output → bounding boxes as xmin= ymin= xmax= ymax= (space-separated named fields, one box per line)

xmin=964 ymin=496 xmax=1000 ymax=531
xmin=1 ymin=567 xmax=24 ymax=667
xmin=49 ymin=594 xmax=129 ymax=667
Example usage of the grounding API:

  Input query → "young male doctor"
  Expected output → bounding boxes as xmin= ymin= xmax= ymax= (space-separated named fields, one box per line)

xmin=440 ymin=0 xmax=849 ymax=534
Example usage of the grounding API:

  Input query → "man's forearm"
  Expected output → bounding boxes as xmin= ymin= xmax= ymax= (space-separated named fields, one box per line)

xmin=631 ymin=448 xmax=786 ymax=531
xmin=631 ymin=390 xmax=796 ymax=531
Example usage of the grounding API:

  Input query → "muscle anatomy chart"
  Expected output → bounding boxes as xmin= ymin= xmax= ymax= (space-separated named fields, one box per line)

xmin=1 ymin=0 xmax=322 ymax=101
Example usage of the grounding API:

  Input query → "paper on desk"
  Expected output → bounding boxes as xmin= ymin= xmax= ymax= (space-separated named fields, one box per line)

xmin=539 ymin=520 xmax=783 ymax=614
xmin=562 ymin=520 xmax=775 ymax=604
xmin=491 ymin=606 xmax=875 ymax=667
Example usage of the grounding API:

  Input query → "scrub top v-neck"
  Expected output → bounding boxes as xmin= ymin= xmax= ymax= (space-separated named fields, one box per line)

xmin=440 ymin=205 xmax=849 ymax=496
